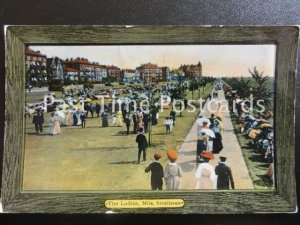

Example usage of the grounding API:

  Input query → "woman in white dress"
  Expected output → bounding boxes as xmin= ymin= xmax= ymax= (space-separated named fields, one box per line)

xmin=65 ymin=109 xmax=73 ymax=126
xmin=195 ymin=151 xmax=217 ymax=189
xmin=49 ymin=112 xmax=61 ymax=135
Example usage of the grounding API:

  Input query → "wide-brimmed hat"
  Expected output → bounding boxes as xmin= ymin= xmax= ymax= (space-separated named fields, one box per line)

xmin=200 ymin=151 xmax=214 ymax=160
xmin=266 ymin=111 xmax=273 ymax=117
xmin=167 ymin=149 xmax=178 ymax=161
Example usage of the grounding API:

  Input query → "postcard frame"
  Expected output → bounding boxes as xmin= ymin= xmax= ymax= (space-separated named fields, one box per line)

xmin=1 ymin=25 xmax=298 ymax=213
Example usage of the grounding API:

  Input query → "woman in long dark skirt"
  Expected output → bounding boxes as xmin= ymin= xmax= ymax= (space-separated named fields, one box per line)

xmin=212 ymin=118 xmax=223 ymax=154
xmin=151 ymin=108 xmax=158 ymax=125
xmin=101 ymin=110 xmax=109 ymax=127
xmin=196 ymin=132 xmax=208 ymax=165
xmin=213 ymin=133 xmax=223 ymax=153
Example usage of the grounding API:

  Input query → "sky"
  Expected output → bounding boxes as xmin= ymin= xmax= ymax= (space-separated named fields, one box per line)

xmin=30 ymin=45 xmax=276 ymax=77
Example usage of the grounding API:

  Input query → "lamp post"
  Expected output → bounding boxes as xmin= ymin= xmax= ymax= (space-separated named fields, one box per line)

xmin=178 ymin=74 xmax=185 ymax=117
xmin=198 ymin=77 xmax=203 ymax=98
xmin=148 ymin=79 xmax=152 ymax=147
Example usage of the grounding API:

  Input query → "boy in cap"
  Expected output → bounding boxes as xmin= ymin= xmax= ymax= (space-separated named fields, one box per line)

xmin=145 ymin=153 xmax=164 ymax=190
xmin=215 ymin=156 xmax=235 ymax=189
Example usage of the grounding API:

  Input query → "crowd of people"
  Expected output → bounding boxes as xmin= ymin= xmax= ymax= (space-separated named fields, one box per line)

xmin=143 ymin=83 xmax=235 ymax=191
xmin=28 ymin=81 xmax=269 ymax=190
xmin=223 ymin=82 xmax=274 ymax=183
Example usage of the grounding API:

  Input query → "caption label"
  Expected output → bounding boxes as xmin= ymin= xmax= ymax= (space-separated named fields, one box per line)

xmin=105 ymin=199 xmax=184 ymax=209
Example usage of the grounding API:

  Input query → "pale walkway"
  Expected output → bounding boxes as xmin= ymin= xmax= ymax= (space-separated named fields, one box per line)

xmin=177 ymin=88 xmax=254 ymax=189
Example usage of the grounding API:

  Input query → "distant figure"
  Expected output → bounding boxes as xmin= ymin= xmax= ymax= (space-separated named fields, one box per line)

xmin=101 ymin=110 xmax=109 ymax=127
xmin=196 ymin=131 xmax=208 ymax=164
xmin=145 ymin=152 xmax=164 ymax=190
xmin=32 ymin=109 xmax=44 ymax=134
xmin=95 ymin=103 xmax=101 ymax=118
xmin=164 ymin=117 xmax=171 ymax=134
xmin=49 ymin=112 xmax=61 ymax=135
xmin=72 ymin=110 xmax=78 ymax=126
xmin=143 ymin=112 xmax=149 ymax=133
xmin=169 ymin=108 xmax=176 ymax=127
xmin=151 ymin=108 xmax=158 ymax=125
xmin=112 ymin=114 xmax=117 ymax=126
xmin=90 ymin=103 xmax=95 ymax=118
xmin=124 ymin=115 xmax=131 ymax=135
xmin=212 ymin=116 xmax=224 ymax=154
xmin=132 ymin=112 xmax=138 ymax=133
xmin=184 ymin=98 xmax=188 ymax=109
xmin=116 ymin=111 xmax=123 ymax=127
xmin=164 ymin=149 xmax=182 ymax=190
xmin=121 ymin=106 xmax=127 ymax=122
xmin=65 ymin=109 xmax=73 ymax=126
xmin=137 ymin=110 xmax=144 ymax=130
xmin=215 ymin=156 xmax=235 ymax=190
xmin=80 ymin=111 xmax=86 ymax=128
xmin=209 ymin=114 xmax=215 ymax=128
xmin=135 ymin=128 xmax=148 ymax=164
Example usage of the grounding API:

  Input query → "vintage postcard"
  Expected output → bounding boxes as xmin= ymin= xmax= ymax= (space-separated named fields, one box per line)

xmin=23 ymin=44 xmax=275 ymax=191
xmin=3 ymin=26 xmax=298 ymax=213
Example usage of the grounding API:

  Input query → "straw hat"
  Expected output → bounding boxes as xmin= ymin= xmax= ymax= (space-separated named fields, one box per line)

xmin=167 ymin=149 xmax=178 ymax=161
xmin=200 ymin=151 xmax=214 ymax=160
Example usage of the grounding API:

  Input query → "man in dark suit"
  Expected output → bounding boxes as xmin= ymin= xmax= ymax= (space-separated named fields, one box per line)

xmin=32 ymin=109 xmax=44 ymax=134
xmin=124 ymin=115 xmax=131 ymax=135
xmin=135 ymin=128 xmax=148 ymax=164
xmin=215 ymin=156 xmax=235 ymax=189
xmin=169 ymin=107 xmax=176 ymax=127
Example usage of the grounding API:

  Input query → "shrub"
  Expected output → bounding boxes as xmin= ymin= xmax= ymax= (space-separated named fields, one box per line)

xmin=48 ymin=79 xmax=63 ymax=91
xmin=83 ymin=83 xmax=94 ymax=89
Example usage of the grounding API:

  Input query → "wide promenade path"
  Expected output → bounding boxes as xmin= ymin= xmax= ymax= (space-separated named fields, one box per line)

xmin=177 ymin=88 xmax=254 ymax=189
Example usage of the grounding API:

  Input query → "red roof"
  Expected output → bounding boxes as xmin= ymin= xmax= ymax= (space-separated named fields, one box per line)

xmin=137 ymin=63 xmax=161 ymax=70
xmin=64 ymin=59 xmax=96 ymax=66
xmin=65 ymin=67 xmax=78 ymax=72
xmin=122 ymin=69 xmax=136 ymax=73
xmin=107 ymin=65 xmax=120 ymax=70
xmin=25 ymin=48 xmax=46 ymax=57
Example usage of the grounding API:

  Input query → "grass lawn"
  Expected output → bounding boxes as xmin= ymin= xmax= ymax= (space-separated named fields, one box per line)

xmin=23 ymin=83 xmax=214 ymax=191
xmin=230 ymin=114 xmax=273 ymax=189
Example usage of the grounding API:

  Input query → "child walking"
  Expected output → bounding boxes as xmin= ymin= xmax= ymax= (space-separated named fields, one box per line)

xmin=144 ymin=153 xmax=164 ymax=190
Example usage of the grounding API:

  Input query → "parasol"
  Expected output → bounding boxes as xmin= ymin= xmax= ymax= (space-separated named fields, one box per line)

xmin=197 ymin=117 xmax=211 ymax=127
xmin=199 ymin=128 xmax=216 ymax=138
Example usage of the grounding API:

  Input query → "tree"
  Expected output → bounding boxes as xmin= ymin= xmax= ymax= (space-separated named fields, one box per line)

xmin=189 ymin=79 xmax=198 ymax=99
xmin=237 ymin=77 xmax=252 ymax=99
xmin=249 ymin=67 xmax=273 ymax=107
xmin=169 ymin=75 xmax=186 ymax=116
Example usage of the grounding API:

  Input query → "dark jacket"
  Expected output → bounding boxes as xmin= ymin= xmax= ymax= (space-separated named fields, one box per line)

xmin=145 ymin=161 xmax=164 ymax=186
xmin=170 ymin=110 xmax=176 ymax=121
xmin=125 ymin=117 xmax=131 ymax=126
xmin=215 ymin=163 xmax=235 ymax=189
xmin=136 ymin=134 xmax=148 ymax=149
xmin=32 ymin=113 xmax=44 ymax=124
